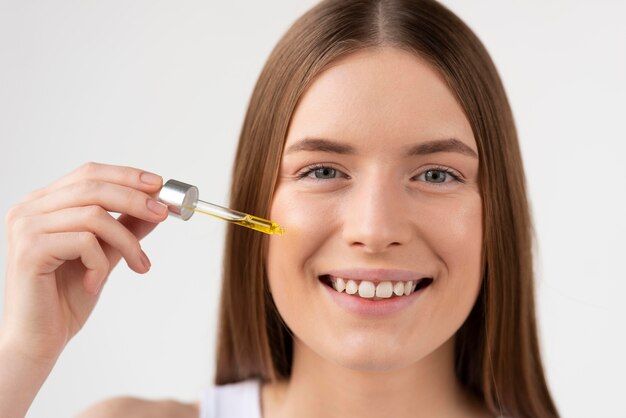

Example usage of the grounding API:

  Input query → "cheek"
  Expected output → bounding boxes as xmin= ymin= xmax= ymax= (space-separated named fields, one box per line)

xmin=265 ymin=186 xmax=336 ymax=314
xmin=430 ymin=197 xmax=482 ymax=266
xmin=421 ymin=194 xmax=483 ymax=322
xmin=268 ymin=187 xmax=337 ymax=269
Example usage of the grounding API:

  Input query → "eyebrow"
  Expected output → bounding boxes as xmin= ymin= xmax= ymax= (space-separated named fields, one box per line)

xmin=284 ymin=137 xmax=478 ymax=159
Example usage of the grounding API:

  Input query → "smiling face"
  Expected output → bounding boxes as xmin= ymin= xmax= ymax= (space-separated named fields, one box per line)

xmin=266 ymin=46 xmax=483 ymax=371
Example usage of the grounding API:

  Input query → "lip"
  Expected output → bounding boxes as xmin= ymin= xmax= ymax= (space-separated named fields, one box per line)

xmin=319 ymin=268 xmax=433 ymax=317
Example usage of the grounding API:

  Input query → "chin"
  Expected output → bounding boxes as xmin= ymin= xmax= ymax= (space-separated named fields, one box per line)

xmin=331 ymin=350 xmax=416 ymax=373
xmin=323 ymin=334 xmax=422 ymax=372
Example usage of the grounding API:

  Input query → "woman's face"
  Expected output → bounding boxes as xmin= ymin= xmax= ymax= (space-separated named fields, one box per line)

xmin=266 ymin=47 xmax=483 ymax=371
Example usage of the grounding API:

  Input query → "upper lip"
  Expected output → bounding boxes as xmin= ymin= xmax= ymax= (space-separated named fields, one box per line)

xmin=321 ymin=268 xmax=432 ymax=283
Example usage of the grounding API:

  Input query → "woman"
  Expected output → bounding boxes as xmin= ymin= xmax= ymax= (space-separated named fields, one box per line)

xmin=0 ymin=0 xmax=559 ymax=417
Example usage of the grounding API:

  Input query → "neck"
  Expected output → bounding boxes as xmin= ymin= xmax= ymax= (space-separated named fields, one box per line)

xmin=267 ymin=336 xmax=486 ymax=418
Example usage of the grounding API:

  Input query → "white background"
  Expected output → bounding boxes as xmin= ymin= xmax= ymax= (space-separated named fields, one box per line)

xmin=1 ymin=1 xmax=625 ymax=417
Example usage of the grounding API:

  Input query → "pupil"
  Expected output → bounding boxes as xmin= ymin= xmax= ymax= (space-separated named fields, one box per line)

xmin=316 ymin=168 xmax=334 ymax=178
xmin=427 ymin=170 xmax=445 ymax=183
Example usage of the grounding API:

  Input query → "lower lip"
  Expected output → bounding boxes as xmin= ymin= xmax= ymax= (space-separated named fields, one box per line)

xmin=320 ymin=279 xmax=429 ymax=317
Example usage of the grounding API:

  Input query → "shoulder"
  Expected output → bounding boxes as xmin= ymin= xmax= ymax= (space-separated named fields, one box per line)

xmin=74 ymin=396 xmax=200 ymax=418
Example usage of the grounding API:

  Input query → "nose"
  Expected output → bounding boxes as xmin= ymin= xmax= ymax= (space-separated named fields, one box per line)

xmin=341 ymin=176 xmax=412 ymax=253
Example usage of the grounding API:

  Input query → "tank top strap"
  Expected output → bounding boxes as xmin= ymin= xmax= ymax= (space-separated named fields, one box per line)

xmin=198 ymin=379 xmax=262 ymax=418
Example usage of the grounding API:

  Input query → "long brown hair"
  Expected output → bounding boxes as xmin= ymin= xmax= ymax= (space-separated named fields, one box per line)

xmin=215 ymin=1 xmax=559 ymax=417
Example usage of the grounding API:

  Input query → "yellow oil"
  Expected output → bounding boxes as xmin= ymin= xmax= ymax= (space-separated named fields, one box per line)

xmin=233 ymin=214 xmax=285 ymax=235
xmin=183 ymin=205 xmax=285 ymax=235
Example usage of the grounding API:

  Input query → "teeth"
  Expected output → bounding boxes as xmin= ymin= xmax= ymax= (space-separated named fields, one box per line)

xmin=329 ymin=277 xmax=424 ymax=300
xmin=393 ymin=282 xmax=404 ymax=296
xmin=404 ymin=281 xmax=413 ymax=296
xmin=358 ymin=281 xmax=376 ymax=298
xmin=375 ymin=281 xmax=393 ymax=298
xmin=345 ymin=280 xmax=358 ymax=295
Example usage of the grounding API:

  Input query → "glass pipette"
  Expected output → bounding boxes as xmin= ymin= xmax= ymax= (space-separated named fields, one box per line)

xmin=157 ymin=179 xmax=284 ymax=235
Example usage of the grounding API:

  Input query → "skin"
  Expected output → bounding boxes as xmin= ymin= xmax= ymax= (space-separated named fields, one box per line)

xmin=263 ymin=46 xmax=489 ymax=418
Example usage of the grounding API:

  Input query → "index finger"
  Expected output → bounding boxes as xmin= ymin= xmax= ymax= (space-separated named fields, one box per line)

xmin=21 ymin=162 xmax=163 ymax=203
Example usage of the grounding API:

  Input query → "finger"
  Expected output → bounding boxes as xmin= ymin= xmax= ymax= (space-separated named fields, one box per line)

xmin=16 ymin=180 xmax=169 ymax=223
xmin=117 ymin=213 xmax=159 ymax=243
xmin=18 ymin=206 xmax=149 ymax=274
xmin=101 ymin=214 xmax=158 ymax=269
xmin=21 ymin=162 xmax=163 ymax=203
xmin=25 ymin=232 xmax=110 ymax=295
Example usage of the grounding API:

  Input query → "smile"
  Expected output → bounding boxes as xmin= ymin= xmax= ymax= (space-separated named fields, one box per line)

xmin=317 ymin=268 xmax=434 ymax=316
xmin=320 ymin=275 xmax=433 ymax=300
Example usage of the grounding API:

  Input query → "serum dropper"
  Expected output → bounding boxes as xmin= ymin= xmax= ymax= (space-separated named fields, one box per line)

xmin=157 ymin=179 xmax=285 ymax=235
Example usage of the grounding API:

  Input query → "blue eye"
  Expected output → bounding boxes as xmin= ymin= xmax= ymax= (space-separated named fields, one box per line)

xmin=426 ymin=170 xmax=445 ymax=182
xmin=415 ymin=167 xmax=463 ymax=184
xmin=297 ymin=165 xmax=344 ymax=180
xmin=312 ymin=166 xmax=337 ymax=179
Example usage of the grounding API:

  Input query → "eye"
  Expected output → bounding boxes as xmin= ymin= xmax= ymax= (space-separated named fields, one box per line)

xmin=312 ymin=166 xmax=337 ymax=179
xmin=296 ymin=164 xmax=347 ymax=181
xmin=414 ymin=167 xmax=464 ymax=185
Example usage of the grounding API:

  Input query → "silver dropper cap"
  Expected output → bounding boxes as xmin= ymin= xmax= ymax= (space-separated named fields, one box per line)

xmin=157 ymin=179 xmax=198 ymax=221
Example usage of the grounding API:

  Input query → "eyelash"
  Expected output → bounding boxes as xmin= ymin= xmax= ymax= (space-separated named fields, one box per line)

xmin=295 ymin=164 xmax=465 ymax=185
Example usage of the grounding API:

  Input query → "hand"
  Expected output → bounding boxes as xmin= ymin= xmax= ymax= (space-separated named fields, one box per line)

xmin=0 ymin=162 xmax=169 ymax=364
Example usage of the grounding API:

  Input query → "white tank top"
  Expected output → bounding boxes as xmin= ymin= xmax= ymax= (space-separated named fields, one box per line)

xmin=198 ymin=378 xmax=510 ymax=418
xmin=198 ymin=379 xmax=262 ymax=418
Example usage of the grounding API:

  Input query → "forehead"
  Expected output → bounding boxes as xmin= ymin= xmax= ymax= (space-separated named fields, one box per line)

xmin=285 ymin=47 xmax=476 ymax=155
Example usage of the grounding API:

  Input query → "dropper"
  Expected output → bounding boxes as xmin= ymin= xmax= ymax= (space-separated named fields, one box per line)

xmin=157 ymin=179 xmax=285 ymax=235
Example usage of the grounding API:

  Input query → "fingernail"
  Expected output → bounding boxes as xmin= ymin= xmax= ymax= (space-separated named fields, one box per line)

xmin=141 ymin=172 xmax=162 ymax=186
xmin=140 ymin=249 xmax=151 ymax=270
xmin=147 ymin=198 xmax=168 ymax=215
